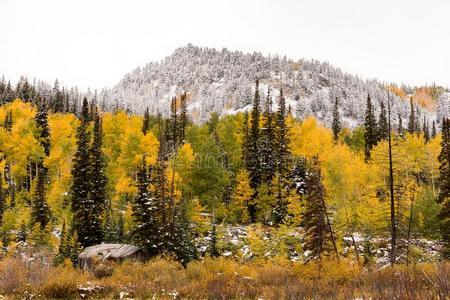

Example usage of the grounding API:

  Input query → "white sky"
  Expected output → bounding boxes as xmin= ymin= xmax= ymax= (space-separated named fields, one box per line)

xmin=1 ymin=0 xmax=449 ymax=90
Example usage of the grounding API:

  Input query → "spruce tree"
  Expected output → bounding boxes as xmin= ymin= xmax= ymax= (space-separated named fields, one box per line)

xmin=248 ymin=80 xmax=261 ymax=190
xmin=408 ymin=98 xmax=415 ymax=134
xmin=398 ymin=114 xmax=404 ymax=137
xmin=275 ymin=88 xmax=290 ymax=175
xmin=302 ymin=158 xmax=335 ymax=260
xmin=70 ymin=97 xmax=93 ymax=247
xmin=142 ymin=107 xmax=150 ymax=135
xmin=0 ymin=176 xmax=4 ymax=226
xmin=364 ymin=95 xmax=377 ymax=160
xmin=3 ymin=110 xmax=13 ymax=132
xmin=259 ymin=88 xmax=275 ymax=183
xmin=377 ymin=101 xmax=389 ymax=141
xmin=437 ymin=118 xmax=450 ymax=258
xmin=180 ymin=92 xmax=188 ymax=143
xmin=31 ymin=164 xmax=52 ymax=228
xmin=89 ymin=109 xmax=107 ymax=244
xmin=332 ymin=98 xmax=341 ymax=141
xmin=432 ymin=120 xmax=437 ymax=139
xmin=172 ymin=199 xmax=197 ymax=266
xmin=16 ymin=221 xmax=27 ymax=243
xmin=35 ymin=102 xmax=51 ymax=156
xmin=241 ymin=111 xmax=250 ymax=169
xmin=423 ymin=118 xmax=430 ymax=143
xmin=132 ymin=158 xmax=160 ymax=257
xmin=55 ymin=221 xmax=69 ymax=266
xmin=246 ymin=80 xmax=262 ymax=222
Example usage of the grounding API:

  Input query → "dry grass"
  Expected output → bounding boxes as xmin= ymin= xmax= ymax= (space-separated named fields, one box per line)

xmin=0 ymin=255 xmax=448 ymax=299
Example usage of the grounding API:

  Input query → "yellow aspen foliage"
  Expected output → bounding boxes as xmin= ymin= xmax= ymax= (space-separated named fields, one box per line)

xmin=230 ymin=169 xmax=253 ymax=224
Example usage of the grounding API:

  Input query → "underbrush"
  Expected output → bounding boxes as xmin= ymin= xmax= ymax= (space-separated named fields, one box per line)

xmin=0 ymin=255 xmax=448 ymax=299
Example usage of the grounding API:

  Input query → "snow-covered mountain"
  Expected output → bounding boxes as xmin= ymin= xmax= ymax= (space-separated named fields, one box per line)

xmin=100 ymin=44 xmax=438 ymax=127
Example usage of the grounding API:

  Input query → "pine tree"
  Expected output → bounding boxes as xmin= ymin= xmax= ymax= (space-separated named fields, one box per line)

xmin=332 ymin=98 xmax=341 ymax=141
xmin=423 ymin=118 xmax=430 ymax=143
xmin=70 ymin=97 xmax=93 ymax=247
xmin=432 ymin=120 xmax=437 ymax=139
xmin=209 ymin=210 xmax=219 ymax=257
xmin=407 ymin=98 xmax=415 ymax=134
xmin=272 ymin=174 xmax=288 ymax=225
xmin=377 ymin=101 xmax=389 ymax=141
xmin=54 ymin=221 xmax=69 ymax=266
xmin=302 ymin=158 xmax=337 ymax=260
xmin=142 ymin=107 xmax=150 ymax=135
xmin=35 ymin=102 xmax=51 ymax=156
xmin=132 ymin=158 xmax=160 ymax=257
xmin=248 ymin=80 xmax=261 ymax=190
xmin=398 ymin=114 xmax=404 ymax=137
xmin=245 ymin=80 xmax=262 ymax=222
xmin=180 ymin=92 xmax=188 ymax=143
xmin=31 ymin=164 xmax=52 ymax=228
xmin=275 ymin=88 xmax=290 ymax=175
xmin=437 ymin=118 xmax=450 ymax=258
xmin=68 ymin=233 xmax=82 ymax=266
xmin=88 ymin=109 xmax=107 ymax=244
xmin=415 ymin=106 xmax=421 ymax=135
xmin=3 ymin=110 xmax=13 ymax=132
xmin=364 ymin=95 xmax=378 ymax=160
xmin=172 ymin=199 xmax=197 ymax=266
xmin=16 ymin=221 xmax=27 ymax=243
xmin=241 ymin=111 xmax=250 ymax=169
xmin=0 ymin=176 xmax=4 ymax=226
xmin=259 ymin=88 xmax=275 ymax=183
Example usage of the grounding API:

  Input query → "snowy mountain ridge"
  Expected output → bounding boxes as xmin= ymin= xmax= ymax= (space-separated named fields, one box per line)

xmin=100 ymin=44 xmax=441 ymax=127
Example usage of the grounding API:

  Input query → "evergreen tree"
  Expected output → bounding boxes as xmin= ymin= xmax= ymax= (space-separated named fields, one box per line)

xmin=142 ymin=107 xmax=150 ymax=135
xmin=246 ymin=80 xmax=262 ymax=222
xmin=16 ymin=221 xmax=27 ymax=243
xmin=68 ymin=233 xmax=82 ymax=266
xmin=275 ymin=88 xmax=290 ymax=175
xmin=423 ymin=118 xmax=430 ymax=143
xmin=364 ymin=95 xmax=378 ymax=160
xmin=3 ymin=110 xmax=13 ymax=132
xmin=31 ymin=164 xmax=52 ymax=228
xmin=172 ymin=199 xmax=197 ymax=266
xmin=259 ymin=88 xmax=275 ymax=183
xmin=273 ymin=174 xmax=288 ymax=225
xmin=54 ymin=221 xmax=69 ymax=266
xmin=180 ymin=92 xmax=188 ymax=143
xmin=88 ymin=109 xmax=107 ymax=243
xmin=432 ymin=120 xmax=437 ymax=139
xmin=377 ymin=101 xmax=389 ymax=141
xmin=332 ymin=98 xmax=341 ymax=141
xmin=248 ymin=80 xmax=261 ymax=190
xmin=415 ymin=105 xmax=421 ymax=135
xmin=0 ymin=176 xmax=4 ymax=226
xmin=398 ymin=114 xmax=404 ymax=137
xmin=35 ymin=102 xmax=51 ymax=156
xmin=302 ymin=158 xmax=336 ymax=260
xmin=132 ymin=158 xmax=160 ymax=257
xmin=437 ymin=118 xmax=450 ymax=258
xmin=69 ymin=97 xmax=93 ymax=247
xmin=209 ymin=214 xmax=219 ymax=257
xmin=241 ymin=111 xmax=250 ymax=169
xmin=408 ymin=98 xmax=415 ymax=134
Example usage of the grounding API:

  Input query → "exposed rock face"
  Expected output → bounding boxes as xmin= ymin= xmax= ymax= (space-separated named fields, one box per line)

xmin=78 ymin=244 xmax=144 ymax=271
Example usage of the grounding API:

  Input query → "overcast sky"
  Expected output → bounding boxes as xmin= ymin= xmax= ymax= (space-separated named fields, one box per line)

xmin=2 ymin=0 xmax=449 ymax=90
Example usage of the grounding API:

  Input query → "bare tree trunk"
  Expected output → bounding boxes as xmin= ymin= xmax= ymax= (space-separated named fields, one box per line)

xmin=387 ymin=92 xmax=397 ymax=266
xmin=406 ymin=188 xmax=415 ymax=265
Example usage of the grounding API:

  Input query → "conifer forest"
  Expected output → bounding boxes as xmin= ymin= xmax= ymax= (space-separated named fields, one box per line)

xmin=1 ymin=1 xmax=450 ymax=298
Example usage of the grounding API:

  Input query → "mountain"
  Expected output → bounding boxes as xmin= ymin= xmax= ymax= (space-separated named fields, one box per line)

xmin=99 ymin=44 xmax=445 ymax=128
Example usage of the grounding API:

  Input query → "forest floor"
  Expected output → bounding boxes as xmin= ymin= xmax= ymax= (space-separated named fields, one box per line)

xmin=0 ymin=254 xmax=448 ymax=299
